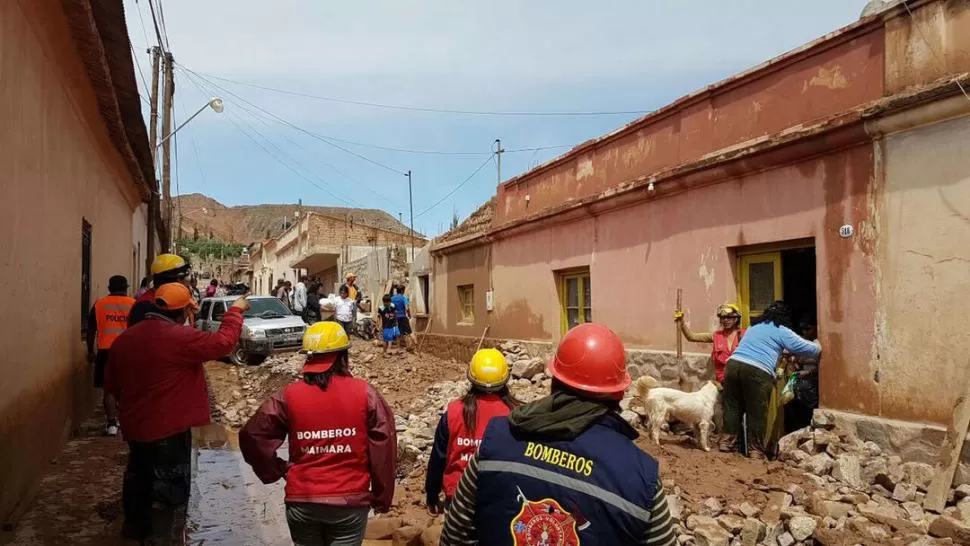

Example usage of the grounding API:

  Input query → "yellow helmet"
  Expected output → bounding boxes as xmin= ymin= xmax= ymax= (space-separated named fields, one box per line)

xmin=151 ymin=253 xmax=190 ymax=279
xmin=716 ymin=303 xmax=741 ymax=318
xmin=301 ymin=321 xmax=351 ymax=355
xmin=468 ymin=349 xmax=510 ymax=391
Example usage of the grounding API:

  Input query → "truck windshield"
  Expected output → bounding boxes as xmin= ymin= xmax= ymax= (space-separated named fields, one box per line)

xmin=243 ymin=298 xmax=291 ymax=318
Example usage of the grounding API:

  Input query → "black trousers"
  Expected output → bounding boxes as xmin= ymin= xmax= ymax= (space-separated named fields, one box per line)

xmin=122 ymin=430 xmax=192 ymax=545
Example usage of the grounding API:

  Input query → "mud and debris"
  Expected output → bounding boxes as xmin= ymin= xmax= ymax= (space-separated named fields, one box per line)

xmin=5 ymin=339 xmax=968 ymax=545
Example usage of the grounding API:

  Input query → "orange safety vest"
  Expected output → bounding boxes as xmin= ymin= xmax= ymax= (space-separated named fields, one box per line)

xmin=94 ymin=294 xmax=135 ymax=349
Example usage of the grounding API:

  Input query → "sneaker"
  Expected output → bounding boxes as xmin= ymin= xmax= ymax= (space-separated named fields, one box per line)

xmin=106 ymin=423 xmax=120 ymax=436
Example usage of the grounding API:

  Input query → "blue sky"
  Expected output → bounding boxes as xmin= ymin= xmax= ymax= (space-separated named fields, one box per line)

xmin=125 ymin=1 xmax=864 ymax=237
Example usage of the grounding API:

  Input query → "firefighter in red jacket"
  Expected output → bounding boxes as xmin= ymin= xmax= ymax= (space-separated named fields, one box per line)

xmin=106 ymin=283 xmax=249 ymax=544
xmin=239 ymin=321 xmax=397 ymax=545
xmin=425 ymin=348 xmax=519 ymax=514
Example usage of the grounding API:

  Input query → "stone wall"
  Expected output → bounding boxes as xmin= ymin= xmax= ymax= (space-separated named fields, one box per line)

xmin=417 ymin=333 xmax=713 ymax=387
xmin=816 ymin=409 xmax=970 ymax=486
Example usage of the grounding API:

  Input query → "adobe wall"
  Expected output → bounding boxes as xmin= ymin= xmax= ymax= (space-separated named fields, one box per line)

xmin=0 ymin=0 xmax=141 ymax=522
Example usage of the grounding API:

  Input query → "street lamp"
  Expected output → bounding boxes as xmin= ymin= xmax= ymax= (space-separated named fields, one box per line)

xmin=157 ymin=97 xmax=224 ymax=149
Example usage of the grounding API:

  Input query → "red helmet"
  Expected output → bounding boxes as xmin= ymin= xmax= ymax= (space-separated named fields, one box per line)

xmin=548 ymin=323 xmax=630 ymax=395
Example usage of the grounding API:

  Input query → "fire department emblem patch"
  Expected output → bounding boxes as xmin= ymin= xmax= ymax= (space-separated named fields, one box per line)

xmin=509 ymin=487 xmax=588 ymax=546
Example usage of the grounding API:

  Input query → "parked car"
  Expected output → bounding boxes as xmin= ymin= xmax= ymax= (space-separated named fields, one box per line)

xmin=197 ymin=296 xmax=306 ymax=365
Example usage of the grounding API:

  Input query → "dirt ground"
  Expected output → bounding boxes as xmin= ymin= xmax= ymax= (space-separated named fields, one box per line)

xmin=203 ymin=339 xmax=817 ymax=535
xmin=2 ymin=338 xmax=853 ymax=545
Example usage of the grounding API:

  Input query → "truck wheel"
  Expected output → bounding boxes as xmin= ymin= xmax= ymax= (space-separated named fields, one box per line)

xmin=245 ymin=354 xmax=267 ymax=366
xmin=230 ymin=345 xmax=248 ymax=366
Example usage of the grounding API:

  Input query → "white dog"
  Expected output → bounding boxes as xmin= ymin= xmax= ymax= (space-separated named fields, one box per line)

xmin=635 ymin=376 xmax=721 ymax=452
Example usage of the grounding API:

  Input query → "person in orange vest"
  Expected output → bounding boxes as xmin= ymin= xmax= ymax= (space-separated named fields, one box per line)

xmin=86 ymin=275 xmax=135 ymax=436
xmin=674 ymin=303 xmax=745 ymax=384
xmin=239 ymin=322 xmax=397 ymax=544
xmin=129 ymin=253 xmax=198 ymax=327
xmin=425 ymin=349 xmax=520 ymax=515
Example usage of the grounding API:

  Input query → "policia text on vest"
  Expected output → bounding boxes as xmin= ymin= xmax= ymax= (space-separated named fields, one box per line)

xmin=524 ymin=441 xmax=594 ymax=477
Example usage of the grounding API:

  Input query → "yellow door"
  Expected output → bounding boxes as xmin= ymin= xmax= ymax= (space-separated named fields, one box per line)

xmin=738 ymin=252 xmax=783 ymax=327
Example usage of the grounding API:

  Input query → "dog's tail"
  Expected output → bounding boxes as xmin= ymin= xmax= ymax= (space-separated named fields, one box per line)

xmin=634 ymin=375 xmax=660 ymax=401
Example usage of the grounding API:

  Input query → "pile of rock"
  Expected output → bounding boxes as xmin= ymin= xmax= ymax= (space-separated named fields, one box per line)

xmin=753 ymin=411 xmax=970 ymax=544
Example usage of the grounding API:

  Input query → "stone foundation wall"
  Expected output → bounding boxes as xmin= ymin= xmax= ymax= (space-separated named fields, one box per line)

xmin=416 ymin=333 xmax=714 ymax=387
xmin=815 ymin=409 xmax=970 ymax=486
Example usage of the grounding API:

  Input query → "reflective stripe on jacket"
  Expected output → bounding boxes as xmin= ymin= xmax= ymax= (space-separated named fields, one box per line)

xmin=475 ymin=414 xmax=659 ymax=545
xmin=442 ymin=395 xmax=511 ymax=498
xmin=94 ymin=295 xmax=135 ymax=349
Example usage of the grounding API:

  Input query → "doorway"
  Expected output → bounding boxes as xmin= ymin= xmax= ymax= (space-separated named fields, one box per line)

xmin=737 ymin=244 xmax=817 ymax=328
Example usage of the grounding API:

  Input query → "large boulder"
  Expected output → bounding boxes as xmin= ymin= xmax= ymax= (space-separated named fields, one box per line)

xmin=511 ymin=357 xmax=545 ymax=380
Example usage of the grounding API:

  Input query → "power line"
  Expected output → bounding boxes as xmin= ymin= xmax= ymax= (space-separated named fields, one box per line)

xmin=191 ymin=69 xmax=652 ymax=117
xmin=176 ymin=65 xmax=578 ymax=157
xmin=131 ymin=0 xmax=152 ymax=47
xmin=144 ymin=0 xmax=165 ymax=51
xmin=179 ymin=65 xmax=409 ymax=176
xmin=182 ymin=71 xmax=358 ymax=206
xmin=223 ymin=108 xmax=360 ymax=207
xmin=129 ymin=43 xmax=151 ymax=105
xmin=182 ymin=69 xmax=405 ymax=208
xmin=415 ymin=155 xmax=494 ymax=219
xmin=154 ymin=0 xmax=171 ymax=51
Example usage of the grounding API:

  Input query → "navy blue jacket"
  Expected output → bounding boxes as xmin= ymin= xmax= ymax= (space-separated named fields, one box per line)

xmin=474 ymin=413 xmax=659 ymax=546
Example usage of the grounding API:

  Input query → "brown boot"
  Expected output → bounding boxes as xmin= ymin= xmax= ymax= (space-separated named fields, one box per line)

xmin=748 ymin=445 xmax=767 ymax=460
xmin=717 ymin=434 xmax=737 ymax=453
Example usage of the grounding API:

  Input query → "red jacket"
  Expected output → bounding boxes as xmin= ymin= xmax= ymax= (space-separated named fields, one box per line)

xmin=105 ymin=307 xmax=243 ymax=442
xmin=442 ymin=394 xmax=511 ymax=497
xmin=239 ymin=376 xmax=397 ymax=511
xmin=712 ymin=328 xmax=745 ymax=383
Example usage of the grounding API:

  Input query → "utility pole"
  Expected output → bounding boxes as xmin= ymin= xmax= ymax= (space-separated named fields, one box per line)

xmin=407 ymin=170 xmax=414 ymax=262
xmin=494 ymin=139 xmax=505 ymax=185
xmin=160 ymin=51 xmax=175 ymax=252
xmin=146 ymin=46 xmax=161 ymax=273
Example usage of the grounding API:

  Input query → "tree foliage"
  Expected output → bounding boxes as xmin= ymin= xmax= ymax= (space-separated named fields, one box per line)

xmin=178 ymin=237 xmax=247 ymax=260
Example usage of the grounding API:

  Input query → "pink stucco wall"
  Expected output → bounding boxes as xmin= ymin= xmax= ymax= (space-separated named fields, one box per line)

xmin=488 ymin=145 xmax=879 ymax=417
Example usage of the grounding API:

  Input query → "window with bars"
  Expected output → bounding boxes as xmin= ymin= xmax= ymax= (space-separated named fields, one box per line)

xmin=457 ymin=284 xmax=475 ymax=324
xmin=559 ymin=270 xmax=591 ymax=333
xmin=81 ymin=219 xmax=92 ymax=336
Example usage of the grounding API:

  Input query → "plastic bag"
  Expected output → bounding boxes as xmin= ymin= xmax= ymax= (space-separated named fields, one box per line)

xmin=781 ymin=373 xmax=798 ymax=405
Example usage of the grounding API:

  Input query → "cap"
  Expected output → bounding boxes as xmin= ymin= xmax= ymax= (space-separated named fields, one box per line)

xmin=108 ymin=275 xmax=129 ymax=292
xmin=304 ymin=353 xmax=339 ymax=374
xmin=155 ymin=283 xmax=195 ymax=311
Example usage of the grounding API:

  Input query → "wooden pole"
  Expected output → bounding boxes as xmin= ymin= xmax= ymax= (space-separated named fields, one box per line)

xmin=415 ymin=316 xmax=433 ymax=353
xmin=476 ymin=325 xmax=490 ymax=353
xmin=146 ymin=46 xmax=161 ymax=273
xmin=924 ymin=383 xmax=970 ymax=512
xmin=676 ymin=289 xmax=683 ymax=360
xmin=160 ymin=52 xmax=174 ymax=252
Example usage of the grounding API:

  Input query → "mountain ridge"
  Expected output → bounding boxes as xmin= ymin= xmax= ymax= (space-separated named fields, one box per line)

xmin=174 ymin=193 xmax=422 ymax=244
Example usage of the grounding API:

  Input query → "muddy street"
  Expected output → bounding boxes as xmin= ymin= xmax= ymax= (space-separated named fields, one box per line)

xmin=4 ymin=338 xmax=968 ymax=545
